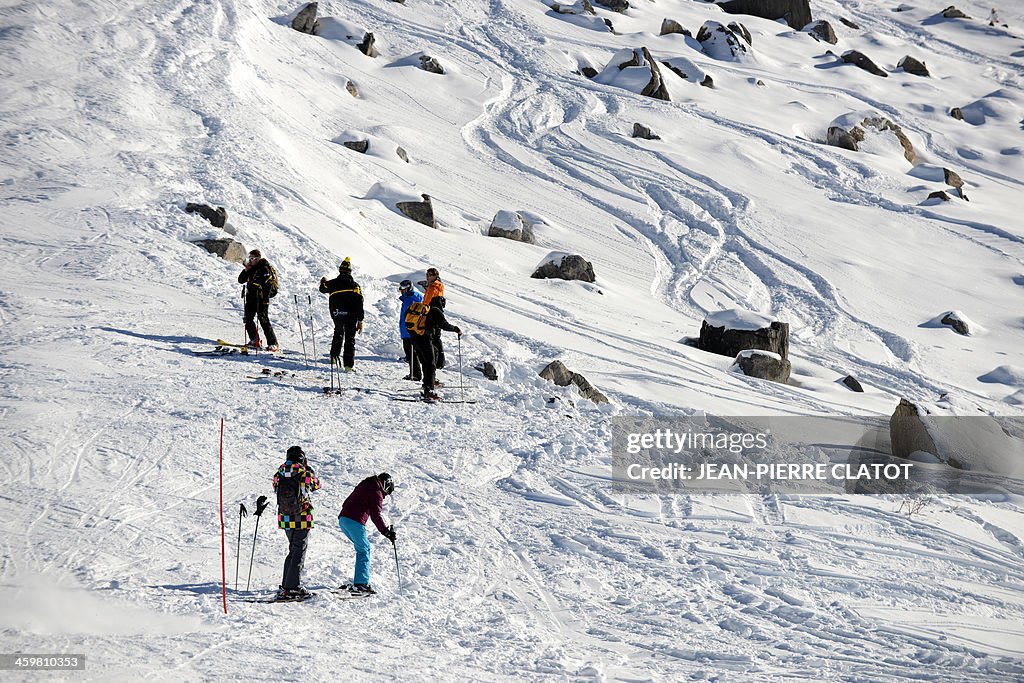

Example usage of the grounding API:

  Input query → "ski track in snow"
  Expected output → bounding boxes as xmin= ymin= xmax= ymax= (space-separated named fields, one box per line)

xmin=1 ymin=0 xmax=1024 ymax=679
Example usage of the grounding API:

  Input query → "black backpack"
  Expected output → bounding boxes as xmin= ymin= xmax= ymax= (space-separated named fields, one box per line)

xmin=277 ymin=473 xmax=302 ymax=517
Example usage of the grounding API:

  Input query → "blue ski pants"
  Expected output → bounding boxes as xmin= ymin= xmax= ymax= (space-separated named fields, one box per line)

xmin=338 ymin=515 xmax=371 ymax=585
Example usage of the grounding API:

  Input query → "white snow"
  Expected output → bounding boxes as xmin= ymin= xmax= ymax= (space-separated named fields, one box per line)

xmin=2 ymin=0 xmax=1024 ymax=679
xmin=705 ymin=308 xmax=778 ymax=331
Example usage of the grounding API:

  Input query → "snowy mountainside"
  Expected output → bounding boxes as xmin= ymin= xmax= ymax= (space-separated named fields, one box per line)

xmin=1 ymin=0 xmax=1023 ymax=679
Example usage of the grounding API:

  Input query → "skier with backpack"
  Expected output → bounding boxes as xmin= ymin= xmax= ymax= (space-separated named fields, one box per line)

xmin=238 ymin=249 xmax=280 ymax=351
xmin=398 ymin=279 xmax=423 ymax=382
xmin=319 ymin=257 xmax=364 ymax=371
xmin=272 ymin=446 xmax=321 ymax=601
xmin=405 ymin=295 xmax=462 ymax=400
xmin=337 ymin=473 xmax=396 ymax=595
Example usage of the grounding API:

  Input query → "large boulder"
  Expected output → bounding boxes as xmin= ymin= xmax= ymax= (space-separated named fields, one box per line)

xmin=539 ymin=360 xmax=609 ymax=404
xmin=487 ymin=210 xmax=536 ymax=244
xmin=805 ymin=20 xmax=837 ymax=44
xmin=291 ymin=2 xmax=318 ymax=34
xmin=897 ymin=55 xmax=929 ymax=77
xmin=841 ymin=50 xmax=887 ymax=77
xmin=826 ymin=112 xmax=916 ymax=164
xmin=716 ymin=0 xmax=811 ymax=30
xmin=396 ymin=194 xmax=436 ymax=228
xmin=193 ymin=238 xmax=246 ymax=263
xmin=940 ymin=6 xmax=970 ymax=20
xmin=697 ymin=21 xmax=753 ymax=61
xmin=341 ymin=139 xmax=369 ymax=153
xmin=594 ymin=47 xmax=671 ymax=101
xmin=185 ymin=202 xmax=227 ymax=228
xmin=632 ymin=123 xmax=660 ymax=140
xmin=660 ymin=19 xmax=690 ymax=36
xmin=593 ymin=0 xmax=628 ymax=11
xmin=731 ymin=350 xmax=791 ymax=383
xmin=532 ymin=254 xmax=596 ymax=282
xmin=698 ymin=309 xmax=789 ymax=360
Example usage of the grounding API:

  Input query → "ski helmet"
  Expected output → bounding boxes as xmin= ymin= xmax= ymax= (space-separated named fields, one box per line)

xmin=378 ymin=472 xmax=394 ymax=496
xmin=287 ymin=446 xmax=306 ymax=463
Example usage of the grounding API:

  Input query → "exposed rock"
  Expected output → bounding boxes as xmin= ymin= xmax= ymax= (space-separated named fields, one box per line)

xmin=532 ymin=254 xmax=596 ymax=282
xmin=728 ymin=22 xmax=752 ymax=45
xmin=839 ymin=17 xmax=860 ymax=29
xmin=595 ymin=47 xmax=671 ymax=101
xmin=346 ymin=80 xmax=359 ymax=97
xmin=927 ymin=190 xmax=951 ymax=202
xmin=396 ymin=146 xmax=409 ymax=163
xmin=357 ymin=32 xmax=377 ymax=58
xmin=842 ymin=375 xmax=864 ymax=392
xmin=185 ymin=203 xmax=227 ymax=228
xmin=716 ymin=0 xmax=812 ymax=30
xmin=755 ymin=79 xmax=765 ymax=86
xmin=697 ymin=21 xmax=753 ymax=60
xmin=806 ymin=20 xmax=838 ymax=44
xmin=701 ymin=74 xmax=715 ymax=88
xmin=193 ymin=238 xmax=246 ymax=263
xmin=419 ymin=55 xmax=445 ymax=74
xmin=841 ymin=50 xmax=887 ymax=77
xmin=732 ymin=350 xmax=792 ymax=384
xmin=660 ymin=19 xmax=691 ymax=36
xmin=943 ymin=168 xmax=964 ymax=190
xmin=698 ymin=309 xmax=789 ymax=360
xmin=949 ymin=107 xmax=964 ymax=120
xmin=550 ymin=0 xmax=595 ymax=14
xmin=342 ymin=139 xmax=369 ymax=153
xmin=940 ymin=311 xmax=971 ymax=336
xmin=941 ymin=5 xmax=970 ymax=19
xmin=632 ymin=123 xmax=660 ymax=140
xmin=580 ymin=66 xmax=598 ymax=78
xmin=487 ymin=210 xmax=536 ymax=244
xmin=890 ymin=399 xmax=940 ymax=462
xmin=291 ymin=2 xmax=318 ymax=34
xmin=625 ymin=47 xmax=670 ymax=100
xmin=396 ymin=194 xmax=436 ymax=228
xmin=826 ymin=114 xmax=916 ymax=164
xmin=898 ymin=55 xmax=929 ymax=76
xmin=593 ymin=0 xmax=628 ymax=11
xmin=475 ymin=362 xmax=498 ymax=381
xmin=539 ymin=360 xmax=609 ymax=404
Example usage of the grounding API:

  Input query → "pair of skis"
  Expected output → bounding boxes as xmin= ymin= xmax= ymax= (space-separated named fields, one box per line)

xmin=243 ymin=587 xmax=375 ymax=603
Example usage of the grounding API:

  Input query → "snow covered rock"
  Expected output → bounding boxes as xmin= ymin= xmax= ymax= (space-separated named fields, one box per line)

xmin=593 ymin=0 xmax=628 ymax=12
xmin=193 ymin=238 xmax=246 ymax=263
xmin=697 ymin=21 xmax=753 ymax=61
xmin=659 ymin=19 xmax=690 ymax=37
xmin=940 ymin=310 xmax=972 ymax=336
xmin=661 ymin=57 xmax=714 ymax=88
xmin=805 ymin=20 xmax=837 ymax=44
xmin=594 ymin=47 xmax=670 ymax=101
xmin=731 ymin=349 xmax=791 ymax=384
xmin=716 ymin=0 xmax=812 ymax=30
xmin=475 ymin=362 xmax=499 ymax=381
xmin=826 ymin=112 xmax=916 ymax=164
xmin=908 ymin=164 xmax=967 ymax=199
xmin=698 ymin=309 xmax=790 ymax=360
xmin=947 ymin=89 xmax=1023 ymax=126
xmin=532 ymin=253 xmax=596 ymax=282
xmin=315 ymin=18 xmax=376 ymax=56
xmin=396 ymin=194 xmax=436 ymax=228
xmin=897 ymin=55 xmax=929 ymax=77
xmin=548 ymin=0 xmax=595 ymax=15
xmin=890 ymin=398 xmax=1024 ymax=476
xmin=487 ymin=210 xmax=536 ymax=244
xmin=184 ymin=202 xmax=226 ymax=228
xmin=291 ymin=2 xmax=318 ymax=34
xmin=632 ymin=123 xmax=660 ymax=140
xmin=539 ymin=360 xmax=609 ymax=404
xmin=419 ymin=55 xmax=445 ymax=74
xmin=840 ymin=50 xmax=887 ymax=77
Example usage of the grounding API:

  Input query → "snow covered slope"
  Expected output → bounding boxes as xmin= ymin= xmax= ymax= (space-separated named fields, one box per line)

xmin=1 ymin=0 xmax=1023 ymax=679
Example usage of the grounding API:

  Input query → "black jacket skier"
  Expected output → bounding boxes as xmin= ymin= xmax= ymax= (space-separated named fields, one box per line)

xmin=238 ymin=249 xmax=279 ymax=350
xmin=319 ymin=257 xmax=364 ymax=369
xmin=409 ymin=296 xmax=462 ymax=399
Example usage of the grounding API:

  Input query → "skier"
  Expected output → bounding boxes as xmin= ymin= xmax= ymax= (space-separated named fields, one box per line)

xmin=407 ymin=296 xmax=462 ymax=400
xmin=318 ymin=257 xmax=364 ymax=371
xmin=399 ymin=280 xmax=423 ymax=382
xmin=238 ymin=249 xmax=280 ymax=351
xmin=337 ymin=472 xmax=396 ymax=594
xmin=272 ymin=446 xmax=321 ymax=600
xmin=422 ymin=267 xmax=447 ymax=371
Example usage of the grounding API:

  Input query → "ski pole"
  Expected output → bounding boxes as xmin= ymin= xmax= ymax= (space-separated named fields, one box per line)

xmin=246 ymin=495 xmax=269 ymax=591
xmin=390 ymin=526 xmax=403 ymax=596
xmin=241 ymin=286 xmax=247 ymax=347
xmin=307 ymin=295 xmax=319 ymax=367
xmin=235 ymin=503 xmax=248 ymax=590
xmin=458 ymin=334 xmax=465 ymax=404
xmin=294 ymin=294 xmax=309 ymax=370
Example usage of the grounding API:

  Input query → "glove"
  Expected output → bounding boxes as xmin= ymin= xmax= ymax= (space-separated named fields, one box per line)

xmin=455 ymin=327 xmax=462 ymax=337
xmin=383 ymin=525 xmax=396 ymax=542
xmin=356 ymin=322 xmax=364 ymax=334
